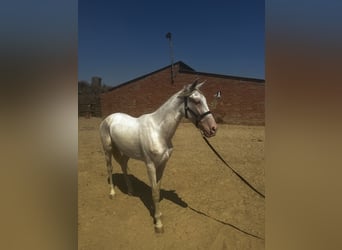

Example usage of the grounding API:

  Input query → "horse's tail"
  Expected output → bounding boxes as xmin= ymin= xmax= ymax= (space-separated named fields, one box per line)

xmin=99 ymin=117 xmax=112 ymax=152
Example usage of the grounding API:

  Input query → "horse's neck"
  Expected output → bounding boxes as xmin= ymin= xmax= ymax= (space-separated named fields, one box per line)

xmin=152 ymin=92 xmax=184 ymax=140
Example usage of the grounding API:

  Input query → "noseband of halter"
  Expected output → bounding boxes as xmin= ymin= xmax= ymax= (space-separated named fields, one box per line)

xmin=184 ymin=96 xmax=212 ymax=127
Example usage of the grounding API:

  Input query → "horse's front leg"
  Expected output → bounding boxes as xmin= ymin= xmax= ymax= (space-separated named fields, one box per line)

xmin=146 ymin=161 xmax=167 ymax=233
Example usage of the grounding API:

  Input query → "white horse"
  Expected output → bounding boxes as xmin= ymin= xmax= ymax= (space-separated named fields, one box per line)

xmin=99 ymin=80 xmax=217 ymax=233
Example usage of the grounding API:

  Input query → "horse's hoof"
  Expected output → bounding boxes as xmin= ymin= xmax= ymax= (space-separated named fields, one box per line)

xmin=154 ymin=226 xmax=164 ymax=234
xmin=109 ymin=194 xmax=115 ymax=199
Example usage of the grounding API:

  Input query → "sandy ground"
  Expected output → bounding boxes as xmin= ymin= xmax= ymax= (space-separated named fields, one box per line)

xmin=78 ymin=117 xmax=265 ymax=249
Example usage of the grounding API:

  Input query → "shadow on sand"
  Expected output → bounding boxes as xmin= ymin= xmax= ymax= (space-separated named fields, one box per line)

xmin=111 ymin=173 xmax=263 ymax=239
xmin=112 ymin=173 xmax=188 ymax=218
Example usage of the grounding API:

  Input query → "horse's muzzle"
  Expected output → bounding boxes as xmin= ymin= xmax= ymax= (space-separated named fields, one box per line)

xmin=207 ymin=127 xmax=218 ymax=137
xmin=200 ymin=122 xmax=217 ymax=138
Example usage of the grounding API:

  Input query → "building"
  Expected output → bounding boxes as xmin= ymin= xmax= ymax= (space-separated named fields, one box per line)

xmin=100 ymin=61 xmax=264 ymax=125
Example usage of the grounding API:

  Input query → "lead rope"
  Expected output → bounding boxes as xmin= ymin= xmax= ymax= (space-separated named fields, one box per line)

xmin=202 ymin=135 xmax=265 ymax=199
xmin=187 ymin=205 xmax=264 ymax=240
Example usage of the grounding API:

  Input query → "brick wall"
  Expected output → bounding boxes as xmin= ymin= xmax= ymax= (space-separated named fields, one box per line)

xmin=100 ymin=64 xmax=264 ymax=125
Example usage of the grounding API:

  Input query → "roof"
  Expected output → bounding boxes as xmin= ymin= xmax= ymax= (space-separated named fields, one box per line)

xmin=179 ymin=67 xmax=265 ymax=83
xmin=108 ymin=61 xmax=264 ymax=91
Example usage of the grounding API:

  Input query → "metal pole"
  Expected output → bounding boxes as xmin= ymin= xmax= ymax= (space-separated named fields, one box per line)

xmin=166 ymin=32 xmax=174 ymax=83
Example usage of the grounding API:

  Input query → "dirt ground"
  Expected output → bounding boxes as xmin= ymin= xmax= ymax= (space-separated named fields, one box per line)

xmin=78 ymin=117 xmax=265 ymax=250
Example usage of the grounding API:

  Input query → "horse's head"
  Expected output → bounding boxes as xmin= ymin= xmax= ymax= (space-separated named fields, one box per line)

xmin=179 ymin=80 xmax=217 ymax=137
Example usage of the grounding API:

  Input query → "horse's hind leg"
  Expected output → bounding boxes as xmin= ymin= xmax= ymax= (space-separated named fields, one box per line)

xmin=105 ymin=151 xmax=116 ymax=198
xmin=114 ymin=154 xmax=134 ymax=195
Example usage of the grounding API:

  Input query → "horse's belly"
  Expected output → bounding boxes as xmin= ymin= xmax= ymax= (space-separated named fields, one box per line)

xmin=112 ymin=135 xmax=143 ymax=159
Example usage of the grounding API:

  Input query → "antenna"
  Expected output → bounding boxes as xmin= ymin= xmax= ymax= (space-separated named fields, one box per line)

xmin=166 ymin=32 xmax=174 ymax=84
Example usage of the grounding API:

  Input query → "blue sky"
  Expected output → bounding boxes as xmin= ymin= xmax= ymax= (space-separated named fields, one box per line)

xmin=79 ymin=1 xmax=264 ymax=86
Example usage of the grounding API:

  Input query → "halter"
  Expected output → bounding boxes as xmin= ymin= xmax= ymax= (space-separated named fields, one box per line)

xmin=184 ymin=96 xmax=212 ymax=127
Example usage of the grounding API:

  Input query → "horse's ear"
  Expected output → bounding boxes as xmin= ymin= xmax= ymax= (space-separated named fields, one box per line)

xmin=189 ymin=79 xmax=199 ymax=91
xmin=178 ymin=79 xmax=206 ymax=97
xmin=196 ymin=80 xmax=206 ymax=89
xmin=178 ymin=85 xmax=191 ymax=97
xmin=190 ymin=79 xmax=206 ymax=90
